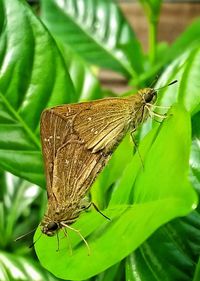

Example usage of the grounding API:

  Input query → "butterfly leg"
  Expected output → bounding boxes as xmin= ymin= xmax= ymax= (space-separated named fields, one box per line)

xmin=61 ymin=222 xmax=91 ymax=255
xmin=152 ymin=111 xmax=168 ymax=119
xmin=81 ymin=201 xmax=110 ymax=221
xmin=145 ymin=105 xmax=168 ymax=122
xmin=63 ymin=228 xmax=73 ymax=256
xmin=151 ymin=104 xmax=170 ymax=109
xmin=56 ymin=231 xmax=60 ymax=252
xmin=150 ymin=112 xmax=168 ymax=123
xmin=130 ymin=130 xmax=144 ymax=169
xmin=91 ymin=202 xmax=110 ymax=221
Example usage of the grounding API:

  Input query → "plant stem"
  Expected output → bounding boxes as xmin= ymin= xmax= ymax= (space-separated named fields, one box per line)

xmin=148 ymin=19 xmax=157 ymax=65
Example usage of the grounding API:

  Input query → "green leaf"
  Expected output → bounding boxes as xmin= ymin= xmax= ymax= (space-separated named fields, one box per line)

xmin=167 ymin=18 xmax=200 ymax=64
xmin=59 ymin=44 xmax=103 ymax=101
xmin=0 ymin=0 xmax=75 ymax=186
xmin=156 ymin=44 xmax=200 ymax=116
xmin=35 ymin=105 xmax=197 ymax=280
xmin=109 ymin=126 xmax=159 ymax=206
xmin=41 ymin=0 xmax=144 ymax=76
xmin=0 ymin=171 xmax=59 ymax=280
xmin=0 ymin=171 xmax=41 ymax=250
xmin=126 ymin=252 xmax=157 ymax=281
xmin=193 ymin=256 xmax=200 ymax=281
xmin=91 ymin=135 xmax=133 ymax=209
xmin=0 ymin=251 xmax=58 ymax=281
xmin=2 ymin=173 xmax=40 ymax=247
xmin=127 ymin=211 xmax=200 ymax=281
xmin=95 ymin=262 xmax=124 ymax=281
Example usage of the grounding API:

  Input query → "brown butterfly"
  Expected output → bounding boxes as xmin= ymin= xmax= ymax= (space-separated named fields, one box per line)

xmin=39 ymin=81 xmax=177 ymax=250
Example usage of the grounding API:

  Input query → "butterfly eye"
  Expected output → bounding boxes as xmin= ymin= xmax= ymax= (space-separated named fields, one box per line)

xmin=47 ymin=222 xmax=58 ymax=231
xmin=144 ymin=90 xmax=157 ymax=103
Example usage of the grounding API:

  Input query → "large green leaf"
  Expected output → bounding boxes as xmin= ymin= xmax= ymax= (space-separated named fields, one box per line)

xmin=0 ymin=0 xmax=75 ymax=186
xmin=123 ymin=45 xmax=200 ymax=281
xmin=166 ymin=19 xmax=200 ymax=65
xmin=0 ymin=170 xmax=60 ymax=280
xmin=91 ymin=135 xmax=133 ymax=209
xmin=35 ymin=104 xmax=197 ymax=280
xmin=59 ymin=44 xmax=102 ymax=101
xmin=0 ymin=172 xmax=40 ymax=248
xmin=126 ymin=211 xmax=200 ymax=281
xmin=41 ymin=0 xmax=144 ymax=76
xmin=95 ymin=262 xmax=124 ymax=281
xmin=193 ymin=256 xmax=200 ymax=281
xmin=0 ymin=251 xmax=58 ymax=281
xmin=155 ymin=43 xmax=200 ymax=116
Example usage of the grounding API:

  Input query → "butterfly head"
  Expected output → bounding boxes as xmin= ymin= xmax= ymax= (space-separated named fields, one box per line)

xmin=142 ymin=88 xmax=157 ymax=104
xmin=42 ymin=221 xmax=59 ymax=236
xmin=141 ymin=80 xmax=178 ymax=104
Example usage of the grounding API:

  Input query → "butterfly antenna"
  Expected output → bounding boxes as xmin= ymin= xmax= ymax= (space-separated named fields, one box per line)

xmin=154 ymin=80 xmax=178 ymax=91
xmin=29 ymin=232 xmax=43 ymax=248
xmin=63 ymin=228 xmax=73 ymax=255
xmin=130 ymin=131 xmax=144 ymax=170
xmin=15 ymin=227 xmax=37 ymax=242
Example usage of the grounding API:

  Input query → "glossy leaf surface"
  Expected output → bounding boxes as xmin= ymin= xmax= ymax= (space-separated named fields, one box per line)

xmin=41 ymin=0 xmax=144 ymax=76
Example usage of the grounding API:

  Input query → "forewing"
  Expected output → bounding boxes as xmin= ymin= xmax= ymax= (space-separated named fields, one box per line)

xmin=72 ymin=99 xmax=131 ymax=154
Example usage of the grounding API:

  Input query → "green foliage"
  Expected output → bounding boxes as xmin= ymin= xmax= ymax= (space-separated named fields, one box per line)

xmin=41 ymin=0 xmax=144 ymax=76
xmin=0 ymin=0 xmax=200 ymax=280
xmin=138 ymin=0 xmax=162 ymax=23
xmin=0 ymin=251 xmax=57 ymax=281
xmin=0 ymin=172 xmax=58 ymax=280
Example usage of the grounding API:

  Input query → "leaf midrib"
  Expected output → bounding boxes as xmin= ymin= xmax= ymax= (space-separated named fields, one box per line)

xmin=0 ymin=92 xmax=41 ymax=150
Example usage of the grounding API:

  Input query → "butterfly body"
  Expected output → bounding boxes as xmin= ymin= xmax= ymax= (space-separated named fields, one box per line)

xmin=40 ymin=88 xmax=157 ymax=236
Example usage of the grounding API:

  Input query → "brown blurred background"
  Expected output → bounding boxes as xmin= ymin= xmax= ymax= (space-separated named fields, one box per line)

xmin=122 ymin=0 xmax=200 ymax=51
xmin=100 ymin=0 xmax=200 ymax=92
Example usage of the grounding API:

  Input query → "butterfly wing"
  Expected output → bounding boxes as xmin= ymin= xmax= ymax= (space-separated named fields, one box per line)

xmin=73 ymin=99 xmax=132 ymax=154
xmin=40 ymin=108 xmax=67 ymax=199
xmin=40 ymin=106 xmax=110 ymax=203
xmin=52 ymin=99 xmax=132 ymax=155
xmin=51 ymin=138 xmax=109 ymax=202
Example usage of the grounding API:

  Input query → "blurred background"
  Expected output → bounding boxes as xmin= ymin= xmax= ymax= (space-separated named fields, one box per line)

xmin=100 ymin=0 xmax=200 ymax=92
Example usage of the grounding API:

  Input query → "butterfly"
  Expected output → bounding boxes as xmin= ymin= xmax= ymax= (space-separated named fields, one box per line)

xmin=39 ymin=80 xmax=177 ymax=250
